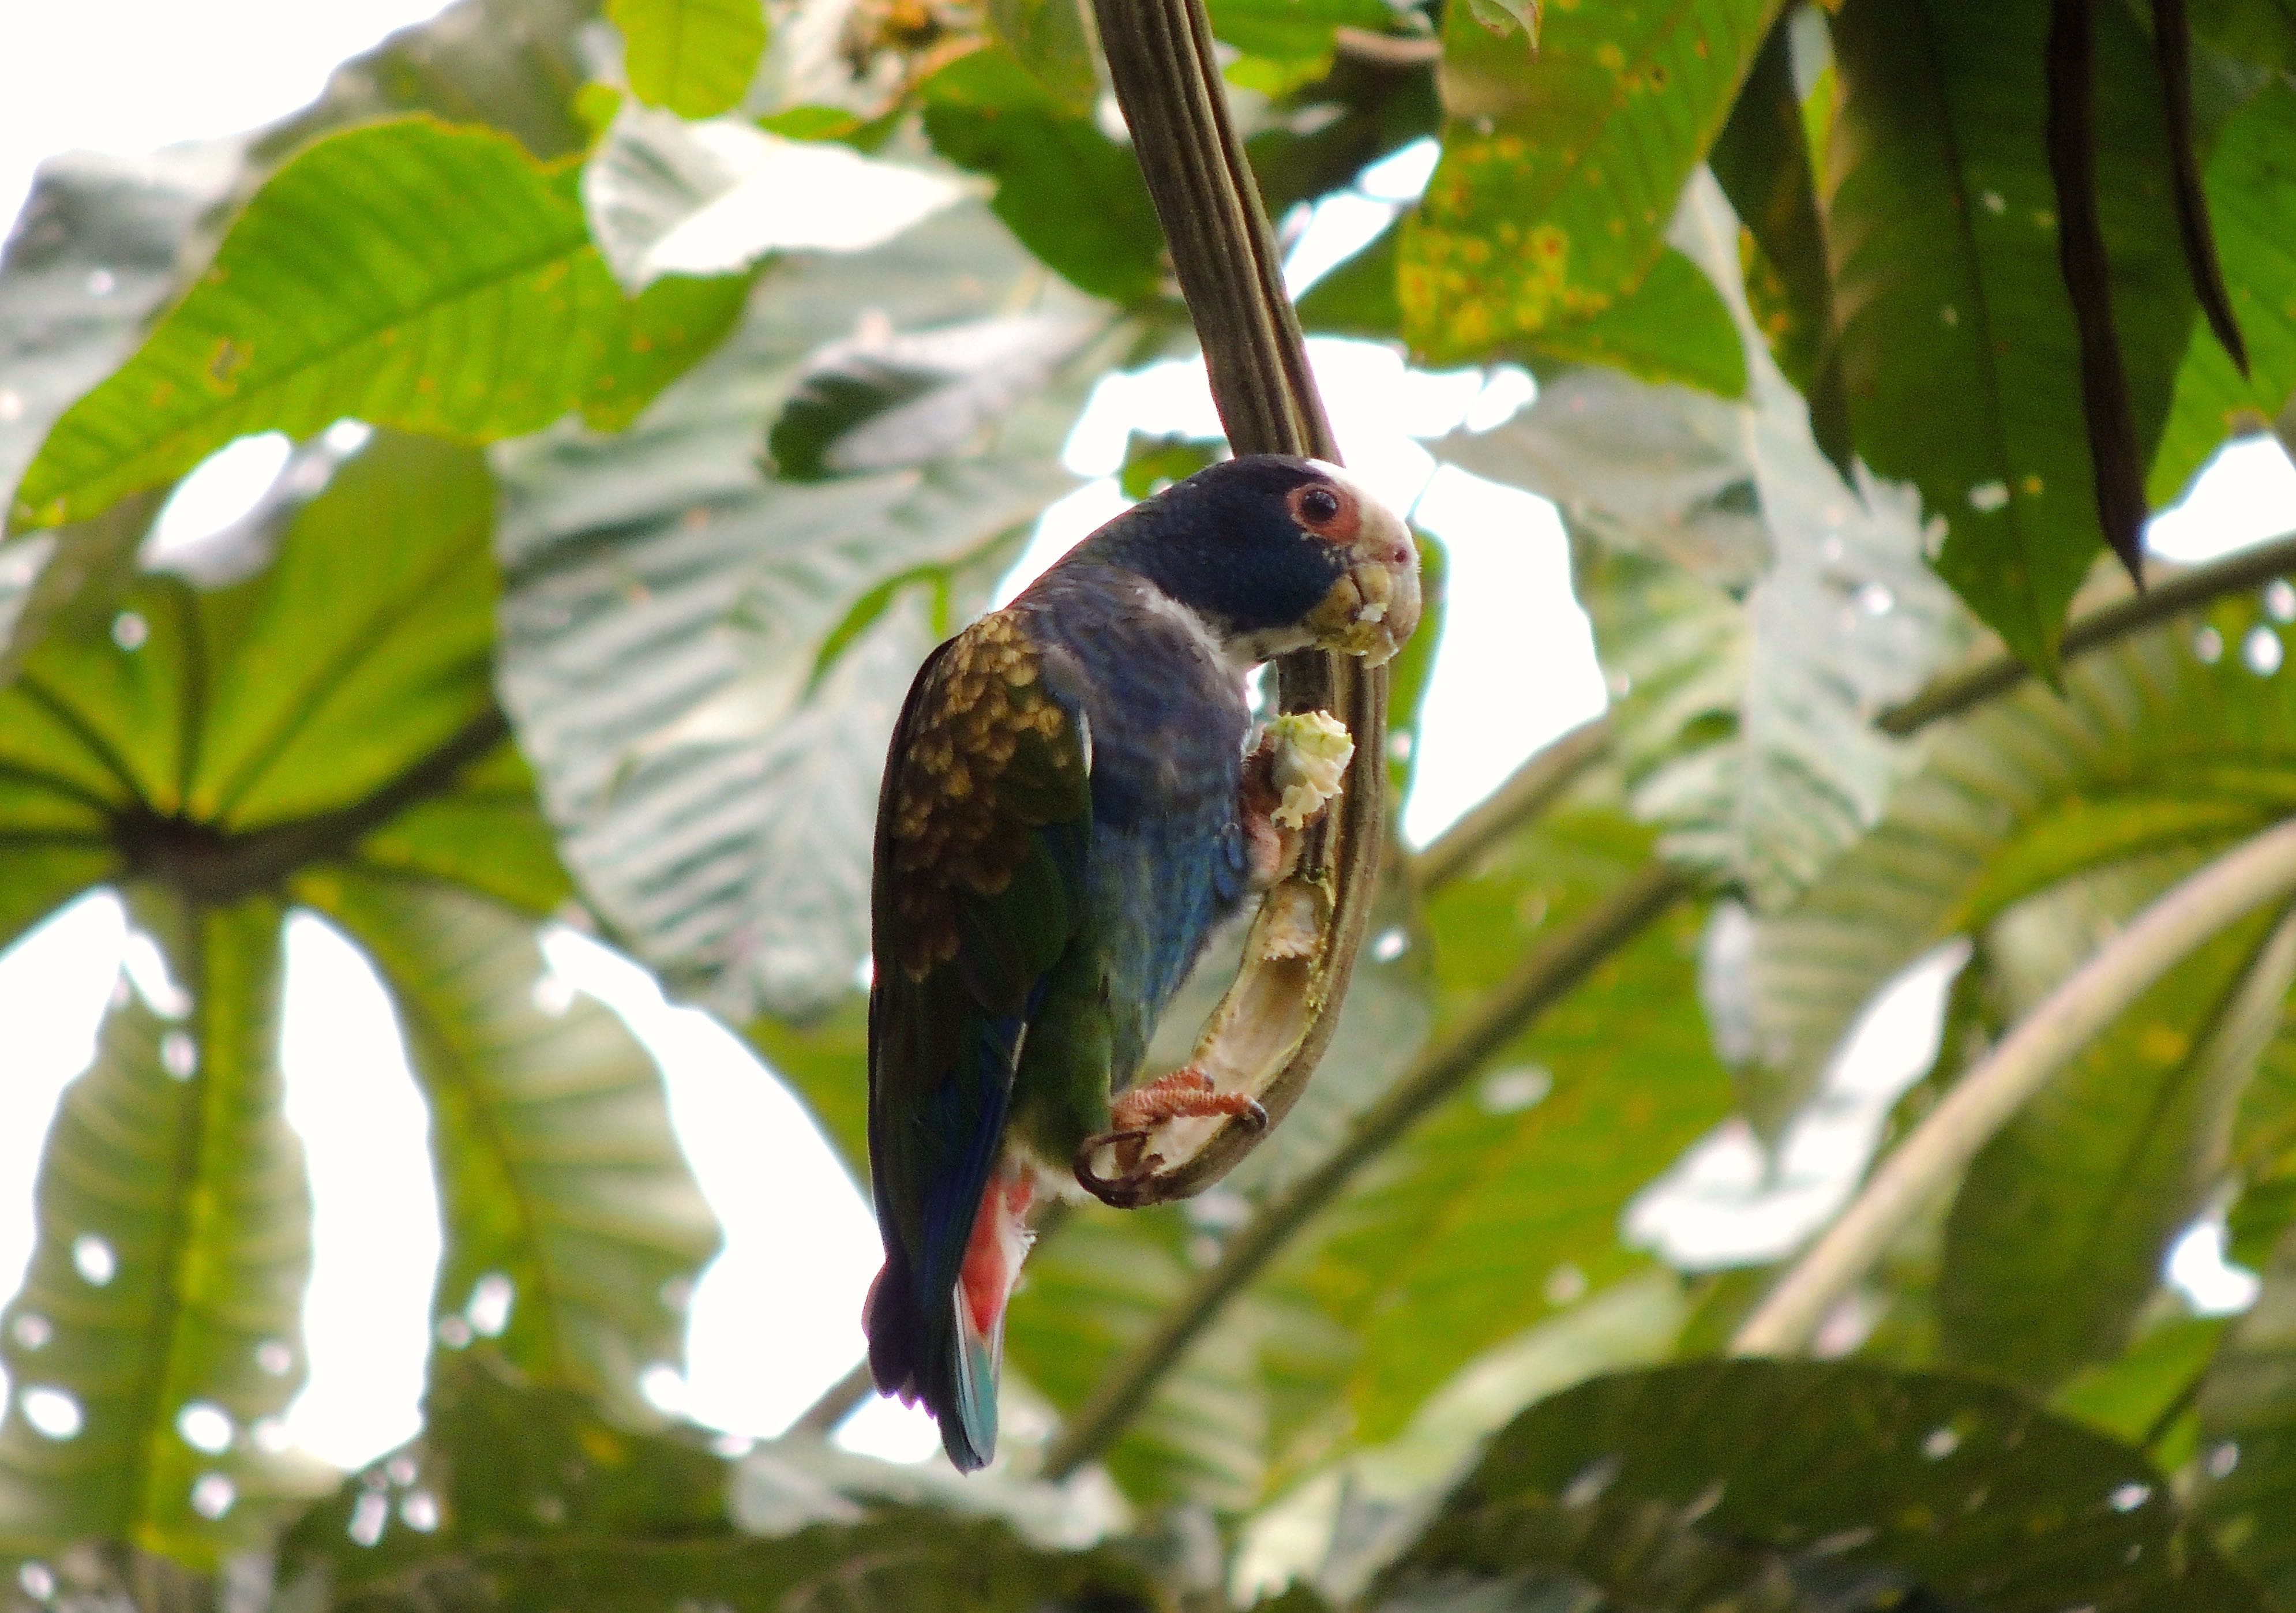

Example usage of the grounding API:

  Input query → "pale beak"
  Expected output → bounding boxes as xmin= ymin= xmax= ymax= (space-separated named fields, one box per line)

xmin=1303 ymin=467 xmax=1422 ymax=666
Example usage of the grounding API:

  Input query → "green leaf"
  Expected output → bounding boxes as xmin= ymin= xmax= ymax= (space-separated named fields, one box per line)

xmin=299 ymin=870 xmax=720 ymax=1419
xmin=1400 ymin=0 xmax=1779 ymax=364
xmin=1116 ymin=431 xmax=1221 ymax=501
xmin=609 ymin=0 xmax=767 ymax=119
xmin=1378 ymin=1359 xmax=2265 ymax=1612
xmin=1208 ymin=0 xmax=1396 ymax=60
xmin=1746 ymin=592 xmax=2296 ymax=1132
xmin=1821 ymin=0 xmax=2199 ymax=675
xmin=1939 ymin=888 xmax=2296 ymax=1390
xmin=184 ymin=433 xmax=499 ymax=830
xmin=581 ymin=271 xmax=755 ymax=432
xmin=496 ymin=204 xmax=1087 ymax=1018
xmin=2150 ymin=80 xmax=2296 ymax=508
xmin=0 ymin=890 xmax=320 ymax=1565
xmin=2195 ymin=1217 xmax=2296 ymax=1601
xmin=12 ymin=119 xmax=628 ymax=532
xmin=1709 ymin=11 xmax=1852 ymax=472
xmin=987 ymin=0 xmax=1098 ymax=112
xmin=1530 ymin=246 xmax=1747 ymax=396
xmin=1297 ymin=223 xmax=1403 ymax=340
xmin=920 ymin=50 xmax=1165 ymax=305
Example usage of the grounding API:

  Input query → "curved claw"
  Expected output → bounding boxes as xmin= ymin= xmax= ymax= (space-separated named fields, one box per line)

xmin=1074 ymin=1127 xmax=1161 ymax=1208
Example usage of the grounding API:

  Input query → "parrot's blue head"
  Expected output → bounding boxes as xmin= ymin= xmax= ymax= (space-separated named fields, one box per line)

xmin=1081 ymin=455 xmax=1422 ymax=669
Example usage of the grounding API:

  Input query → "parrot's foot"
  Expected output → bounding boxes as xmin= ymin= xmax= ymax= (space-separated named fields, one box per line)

xmin=1241 ymin=711 xmax=1355 ymax=889
xmin=1074 ymin=1070 xmax=1267 ymax=1203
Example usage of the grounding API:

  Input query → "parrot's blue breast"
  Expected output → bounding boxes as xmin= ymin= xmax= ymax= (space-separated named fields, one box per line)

xmin=1016 ymin=564 xmax=1256 ymax=1078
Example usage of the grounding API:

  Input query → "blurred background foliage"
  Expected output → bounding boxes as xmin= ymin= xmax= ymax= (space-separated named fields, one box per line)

xmin=3 ymin=0 xmax=2296 ymax=1607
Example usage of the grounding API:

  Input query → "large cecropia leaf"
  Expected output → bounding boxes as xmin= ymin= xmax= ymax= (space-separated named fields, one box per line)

xmin=1373 ymin=1359 xmax=2264 ymax=1611
xmin=1819 ymin=0 xmax=2199 ymax=674
xmin=1399 ymin=0 xmax=1777 ymax=368
xmin=0 ymin=890 xmax=319 ymax=1565
xmin=1744 ymin=591 xmax=2296 ymax=1132
xmin=10 ymin=119 xmax=730 ymax=533
xmin=292 ymin=871 xmax=720 ymax=1423
xmin=496 ymin=204 xmax=1100 ymax=1019
xmin=2149 ymin=79 xmax=2296 ymax=508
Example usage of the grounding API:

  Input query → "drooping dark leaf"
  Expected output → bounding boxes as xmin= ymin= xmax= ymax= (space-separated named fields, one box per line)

xmin=1375 ymin=1359 xmax=2265 ymax=1612
xmin=2045 ymin=0 xmax=2150 ymax=584
xmin=1822 ymin=0 xmax=2197 ymax=674
xmin=609 ymin=0 xmax=769 ymax=119
xmin=920 ymin=50 xmax=1166 ymax=305
xmin=1296 ymin=222 xmax=1402 ymax=340
xmin=1399 ymin=0 xmax=1779 ymax=366
xmin=1116 ymin=431 xmax=1221 ymax=501
xmin=2153 ymin=0 xmax=2250 ymax=377
xmin=2149 ymin=80 xmax=2296 ymax=507
xmin=0 ymin=890 xmax=322 ymax=1565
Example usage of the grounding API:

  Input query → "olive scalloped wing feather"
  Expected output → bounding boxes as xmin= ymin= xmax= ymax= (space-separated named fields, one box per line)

xmin=864 ymin=612 xmax=1091 ymax=1406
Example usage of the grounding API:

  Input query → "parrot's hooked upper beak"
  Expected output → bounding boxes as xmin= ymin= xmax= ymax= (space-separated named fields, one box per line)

xmin=1299 ymin=462 xmax=1423 ymax=667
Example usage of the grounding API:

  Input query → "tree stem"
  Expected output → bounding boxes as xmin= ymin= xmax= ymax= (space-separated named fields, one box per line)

xmin=1729 ymin=815 xmax=2296 ymax=1356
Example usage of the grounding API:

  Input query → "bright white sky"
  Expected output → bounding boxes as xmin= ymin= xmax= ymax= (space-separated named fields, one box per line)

xmin=3 ymin=0 xmax=2296 ymax=1487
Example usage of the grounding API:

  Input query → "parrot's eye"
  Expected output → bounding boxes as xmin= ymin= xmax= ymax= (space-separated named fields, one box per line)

xmin=1289 ymin=482 xmax=1354 ymax=539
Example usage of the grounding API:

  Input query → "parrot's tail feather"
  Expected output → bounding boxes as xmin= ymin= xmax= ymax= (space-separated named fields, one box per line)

xmin=941 ymin=1171 xmax=1037 ymax=1472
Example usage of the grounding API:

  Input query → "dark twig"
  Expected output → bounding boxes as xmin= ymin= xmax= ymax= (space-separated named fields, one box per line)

xmin=2151 ymin=0 xmax=2249 ymax=374
xmin=2046 ymin=0 xmax=2149 ymax=583
xmin=784 ymin=1360 xmax=875 ymax=1440
xmin=1877 ymin=528 xmax=2296 ymax=733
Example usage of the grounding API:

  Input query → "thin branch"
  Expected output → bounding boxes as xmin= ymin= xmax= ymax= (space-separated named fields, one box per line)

xmin=1040 ymin=860 xmax=1694 ymax=1480
xmin=1412 ymin=718 xmax=1612 ymax=892
xmin=784 ymin=1360 xmax=875 ymax=1440
xmin=1729 ymin=816 xmax=2296 ymax=1356
xmin=1877 ymin=527 xmax=2296 ymax=734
